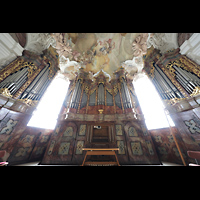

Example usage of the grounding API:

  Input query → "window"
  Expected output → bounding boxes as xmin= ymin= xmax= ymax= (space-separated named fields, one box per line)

xmin=133 ymin=74 xmax=175 ymax=130
xmin=27 ymin=73 xmax=70 ymax=130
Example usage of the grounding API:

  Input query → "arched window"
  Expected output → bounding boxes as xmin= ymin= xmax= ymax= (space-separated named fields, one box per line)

xmin=27 ymin=73 xmax=70 ymax=130
xmin=133 ymin=74 xmax=175 ymax=130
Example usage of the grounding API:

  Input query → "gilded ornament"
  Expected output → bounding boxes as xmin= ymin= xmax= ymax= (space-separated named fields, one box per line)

xmin=13 ymin=68 xmax=41 ymax=98
xmin=106 ymin=88 xmax=112 ymax=95
xmin=0 ymin=59 xmax=38 ymax=82
xmin=48 ymin=61 xmax=55 ymax=80
xmin=165 ymin=97 xmax=185 ymax=106
xmin=98 ymin=81 xmax=105 ymax=85
xmin=0 ymin=88 xmax=12 ymax=98
xmin=17 ymin=98 xmax=38 ymax=107
xmin=119 ymin=76 xmax=124 ymax=83
xmin=113 ymin=85 xmax=119 ymax=96
xmin=161 ymin=63 xmax=188 ymax=98
xmin=0 ymin=59 xmax=23 ymax=82
xmin=98 ymin=109 xmax=103 ymax=114
xmin=89 ymin=88 xmax=96 ymax=95
xmin=190 ymin=86 xmax=200 ymax=97
xmin=149 ymin=61 xmax=155 ymax=79
xmin=179 ymin=56 xmax=200 ymax=78
xmin=84 ymin=85 xmax=89 ymax=94
xmin=26 ymin=62 xmax=37 ymax=78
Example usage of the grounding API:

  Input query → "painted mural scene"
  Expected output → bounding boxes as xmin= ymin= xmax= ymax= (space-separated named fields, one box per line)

xmin=0 ymin=33 xmax=200 ymax=166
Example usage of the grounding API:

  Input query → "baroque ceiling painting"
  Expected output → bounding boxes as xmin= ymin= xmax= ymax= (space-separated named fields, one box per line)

xmin=51 ymin=33 xmax=152 ymax=80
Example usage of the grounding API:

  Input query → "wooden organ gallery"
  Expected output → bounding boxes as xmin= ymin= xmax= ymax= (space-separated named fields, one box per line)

xmin=1 ymin=42 xmax=200 ymax=165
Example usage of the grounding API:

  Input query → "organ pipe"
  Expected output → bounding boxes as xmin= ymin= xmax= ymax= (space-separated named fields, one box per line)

xmin=150 ymin=61 xmax=200 ymax=101
xmin=68 ymin=77 xmax=134 ymax=111
xmin=118 ymin=82 xmax=124 ymax=113
xmin=155 ymin=70 xmax=172 ymax=99
xmin=0 ymin=67 xmax=29 ymax=95
xmin=98 ymin=83 xmax=104 ymax=105
xmin=152 ymin=64 xmax=185 ymax=100
xmin=153 ymin=79 xmax=168 ymax=99
xmin=20 ymin=64 xmax=52 ymax=101
xmin=25 ymin=65 xmax=49 ymax=94
xmin=156 ymin=65 xmax=176 ymax=91
xmin=115 ymin=90 xmax=122 ymax=109
xmin=71 ymin=79 xmax=82 ymax=109
xmin=121 ymin=79 xmax=127 ymax=109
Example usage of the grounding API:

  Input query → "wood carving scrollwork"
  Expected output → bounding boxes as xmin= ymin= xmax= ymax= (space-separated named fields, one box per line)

xmin=13 ymin=68 xmax=41 ymax=98
xmin=0 ymin=58 xmax=23 ymax=82
xmin=0 ymin=59 xmax=38 ymax=82
xmin=47 ymin=61 xmax=54 ymax=80
xmin=179 ymin=56 xmax=200 ymax=78
xmin=165 ymin=56 xmax=200 ymax=78
xmin=190 ymin=86 xmax=200 ymax=97
xmin=0 ymin=88 xmax=12 ymax=98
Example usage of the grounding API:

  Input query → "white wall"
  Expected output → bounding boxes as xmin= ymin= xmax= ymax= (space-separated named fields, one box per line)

xmin=0 ymin=33 xmax=24 ymax=70
xmin=180 ymin=33 xmax=200 ymax=65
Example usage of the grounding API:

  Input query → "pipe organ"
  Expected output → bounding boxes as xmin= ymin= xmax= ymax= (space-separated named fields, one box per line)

xmin=144 ymin=47 xmax=200 ymax=104
xmin=64 ymin=69 xmax=135 ymax=115
xmin=151 ymin=63 xmax=185 ymax=100
xmin=89 ymin=90 xmax=96 ymax=106
xmin=106 ymin=90 xmax=113 ymax=106
xmin=0 ymin=67 xmax=29 ymax=96
xmin=98 ymin=83 xmax=104 ymax=105
xmin=121 ymin=77 xmax=132 ymax=109
xmin=70 ymin=79 xmax=82 ymax=109
xmin=173 ymin=65 xmax=200 ymax=95
xmin=0 ymin=62 xmax=54 ymax=101
xmin=0 ymin=46 xmax=59 ymax=105
xmin=20 ymin=63 xmax=52 ymax=101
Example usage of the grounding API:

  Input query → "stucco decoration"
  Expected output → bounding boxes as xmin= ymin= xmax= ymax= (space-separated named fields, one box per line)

xmin=147 ymin=33 xmax=178 ymax=54
xmin=59 ymin=57 xmax=81 ymax=80
xmin=132 ymin=33 xmax=149 ymax=57
xmin=25 ymin=33 xmax=54 ymax=55
xmin=122 ymin=56 xmax=144 ymax=79
xmin=51 ymin=33 xmax=151 ymax=80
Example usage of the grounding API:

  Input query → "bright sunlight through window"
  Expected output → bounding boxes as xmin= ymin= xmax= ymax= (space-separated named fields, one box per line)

xmin=133 ymin=74 xmax=175 ymax=130
xmin=27 ymin=73 xmax=69 ymax=130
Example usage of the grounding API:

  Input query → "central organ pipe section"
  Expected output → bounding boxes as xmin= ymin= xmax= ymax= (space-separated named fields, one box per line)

xmin=67 ymin=76 xmax=133 ymax=114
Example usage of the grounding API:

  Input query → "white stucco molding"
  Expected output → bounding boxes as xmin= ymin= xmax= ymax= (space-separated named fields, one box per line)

xmin=180 ymin=33 xmax=200 ymax=65
xmin=0 ymin=33 xmax=24 ymax=70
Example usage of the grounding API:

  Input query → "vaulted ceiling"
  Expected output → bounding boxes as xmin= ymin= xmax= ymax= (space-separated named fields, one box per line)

xmin=52 ymin=33 xmax=150 ymax=80
xmin=1 ymin=33 xmax=194 ymax=81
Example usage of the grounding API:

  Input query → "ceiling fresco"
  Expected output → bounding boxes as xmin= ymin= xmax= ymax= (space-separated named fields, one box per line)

xmin=51 ymin=33 xmax=151 ymax=80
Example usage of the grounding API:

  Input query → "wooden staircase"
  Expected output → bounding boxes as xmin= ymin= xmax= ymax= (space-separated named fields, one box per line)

xmin=81 ymin=148 xmax=120 ymax=166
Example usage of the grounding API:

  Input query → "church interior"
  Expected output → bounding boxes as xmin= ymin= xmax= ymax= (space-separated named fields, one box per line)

xmin=0 ymin=33 xmax=200 ymax=166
